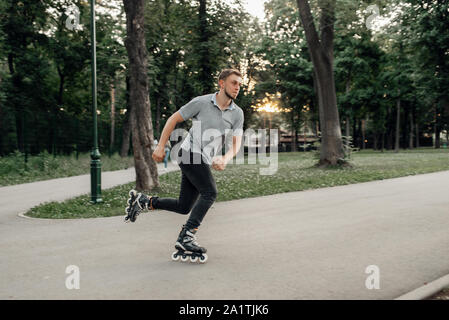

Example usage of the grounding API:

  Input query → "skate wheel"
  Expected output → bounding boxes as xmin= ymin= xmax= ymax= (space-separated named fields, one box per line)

xmin=181 ymin=254 xmax=188 ymax=262
xmin=199 ymin=254 xmax=208 ymax=264
xmin=171 ymin=251 xmax=180 ymax=261
xmin=190 ymin=256 xmax=198 ymax=263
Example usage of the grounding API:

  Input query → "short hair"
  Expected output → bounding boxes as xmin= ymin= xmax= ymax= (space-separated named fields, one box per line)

xmin=218 ymin=69 xmax=242 ymax=84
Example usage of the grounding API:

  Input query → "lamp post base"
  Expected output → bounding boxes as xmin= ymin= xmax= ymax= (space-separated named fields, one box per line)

xmin=90 ymin=149 xmax=102 ymax=203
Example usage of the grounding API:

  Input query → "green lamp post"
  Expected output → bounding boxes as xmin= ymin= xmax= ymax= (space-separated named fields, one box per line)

xmin=90 ymin=0 xmax=102 ymax=203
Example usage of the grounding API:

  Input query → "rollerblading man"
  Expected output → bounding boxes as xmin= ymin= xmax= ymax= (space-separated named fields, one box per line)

xmin=125 ymin=69 xmax=244 ymax=263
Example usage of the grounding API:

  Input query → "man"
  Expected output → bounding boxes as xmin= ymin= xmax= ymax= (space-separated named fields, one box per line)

xmin=125 ymin=69 xmax=244 ymax=263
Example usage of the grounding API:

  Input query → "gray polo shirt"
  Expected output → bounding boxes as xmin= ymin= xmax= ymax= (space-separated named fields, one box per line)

xmin=178 ymin=92 xmax=244 ymax=165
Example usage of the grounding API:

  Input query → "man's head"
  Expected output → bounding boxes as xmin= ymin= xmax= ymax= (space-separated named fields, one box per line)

xmin=218 ymin=69 xmax=242 ymax=100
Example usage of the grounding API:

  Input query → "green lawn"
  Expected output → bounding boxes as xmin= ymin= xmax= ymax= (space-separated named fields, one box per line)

xmin=25 ymin=147 xmax=449 ymax=219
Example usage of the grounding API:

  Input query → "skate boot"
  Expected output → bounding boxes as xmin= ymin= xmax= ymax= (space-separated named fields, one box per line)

xmin=171 ymin=225 xmax=208 ymax=263
xmin=124 ymin=189 xmax=155 ymax=222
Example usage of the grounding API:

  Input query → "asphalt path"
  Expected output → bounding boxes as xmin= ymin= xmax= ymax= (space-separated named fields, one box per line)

xmin=1 ymin=166 xmax=448 ymax=299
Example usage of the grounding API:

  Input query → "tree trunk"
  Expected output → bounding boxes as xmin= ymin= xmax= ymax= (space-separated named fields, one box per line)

xmin=437 ymin=96 xmax=448 ymax=148
xmin=443 ymin=96 xmax=449 ymax=119
xmin=344 ymin=78 xmax=350 ymax=150
xmin=361 ymin=119 xmax=366 ymax=150
xmin=387 ymin=130 xmax=393 ymax=150
xmin=120 ymin=114 xmax=131 ymax=157
xmin=123 ymin=0 xmax=159 ymax=190
xmin=9 ymin=53 xmax=23 ymax=154
xmin=198 ymin=0 xmax=213 ymax=94
xmin=294 ymin=126 xmax=298 ymax=151
xmin=75 ymin=117 xmax=80 ymax=159
xmin=415 ymin=120 xmax=420 ymax=148
xmin=345 ymin=116 xmax=351 ymax=152
xmin=409 ymin=110 xmax=414 ymax=149
xmin=303 ymin=112 xmax=308 ymax=151
xmin=352 ymin=116 xmax=357 ymax=148
xmin=356 ymin=119 xmax=362 ymax=149
xmin=435 ymin=125 xmax=441 ymax=148
xmin=110 ymin=81 xmax=116 ymax=154
xmin=345 ymin=116 xmax=350 ymax=140
xmin=434 ymin=102 xmax=440 ymax=149
xmin=50 ymin=66 xmax=64 ymax=157
xmin=0 ymin=72 xmax=2 ymax=155
xmin=395 ymin=97 xmax=400 ymax=153
xmin=381 ymin=132 xmax=385 ymax=152
xmin=296 ymin=0 xmax=345 ymax=166
xmin=291 ymin=108 xmax=296 ymax=152
xmin=120 ymin=75 xmax=131 ymax=157
xmin=155 ymin=94 xmax=161 ymax=138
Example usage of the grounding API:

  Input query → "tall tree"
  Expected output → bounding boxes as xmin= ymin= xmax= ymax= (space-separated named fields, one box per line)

xmin=0 ymin=0 xmax=52 ymax=157
xmin=400 ymin=0 xmax=449 ymax=148
xmin=197 ymin=0 xmax=213 ymax=94
xmin=295 ymin=0 xmax=345 ymax=166
xmin=260 ymin=0 xmax=315 ymax=151
xmin=123 ymin=0 xmax=159 ymax=191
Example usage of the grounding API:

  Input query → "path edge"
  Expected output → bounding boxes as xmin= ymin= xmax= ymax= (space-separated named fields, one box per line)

xmin=395 ymin=274 xmax=449 ymax=300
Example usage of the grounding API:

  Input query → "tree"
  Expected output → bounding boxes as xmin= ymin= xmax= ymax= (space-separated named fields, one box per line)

xmin=334 ymin=30 xmax=386 ymax=150
xmin=0 ymin=0 xmax=53 ymax=157
xmin=295 ymin=0 xmax=346 ymax=166
xmin=0 ymin=0 xmax=129 ymax=157
xmin=123 ymin=0 xmax=159 ymax=191
xmin=260 ymin=0 xmax=315 ymax=151
xmin=400 ymin=0 xmax=449 ymax=148
xmin=143 ymin=0 xmax=254 ymax=138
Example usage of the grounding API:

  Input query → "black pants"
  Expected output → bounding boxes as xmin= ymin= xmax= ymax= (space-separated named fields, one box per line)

xmin=152 ymin=149 xmax=217 ymax=229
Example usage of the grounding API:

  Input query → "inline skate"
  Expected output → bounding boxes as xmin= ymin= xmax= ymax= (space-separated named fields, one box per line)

xmin=171 ymin=225 xmax=208 ymax=263
xmin=124 ymin=189 xmax=154 ymax=222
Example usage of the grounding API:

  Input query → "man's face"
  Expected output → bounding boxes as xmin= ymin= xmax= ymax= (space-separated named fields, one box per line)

xmin=220 ymin=74 xmax=242 ymax=99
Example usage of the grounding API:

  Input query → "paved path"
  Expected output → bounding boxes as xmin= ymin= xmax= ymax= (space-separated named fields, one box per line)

xmin=1 ymin=168 xmax=449 ymax=299
xmin=0 ymin=163 xmax=178 ymax=220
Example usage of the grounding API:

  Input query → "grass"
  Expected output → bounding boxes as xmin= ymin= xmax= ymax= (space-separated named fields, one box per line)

xmin=426 ymin=286 xmax=449 ymax=300
xmin=25 ymin=147 xmax=449 ymax=219
xmin=0 ymin=151 xmax=134 ymax=187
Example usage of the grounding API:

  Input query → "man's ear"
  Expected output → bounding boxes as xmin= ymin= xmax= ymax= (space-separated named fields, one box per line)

xmin=218 ymin=79 xmax=224 ymax=89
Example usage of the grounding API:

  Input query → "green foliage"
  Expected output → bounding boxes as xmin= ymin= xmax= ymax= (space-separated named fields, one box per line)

xmin=144 ymin=0 xmax=258 ymax=136
xmin=0 ymin=0 xmax=128 ymax=156
xmin=399 ymin=0 xmax=449 ymax=133
xmin=0 ymin=0 xmax=447 ymax=159
xmin=255 ymin=0 xmax=315 ymax=140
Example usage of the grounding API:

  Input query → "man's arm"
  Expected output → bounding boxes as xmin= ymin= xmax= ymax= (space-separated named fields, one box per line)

xmin=157 ymin=111 xmax=184 ymax=148
xmin=223 ymin=135 xmax=243 ymax=163
xmin=225 ymin=109 xmax=244 ymax=163
xmin=153 ymin=111 xmax=184 ymax=162
xmin=212 ymin=135 xmax=243 ymax=171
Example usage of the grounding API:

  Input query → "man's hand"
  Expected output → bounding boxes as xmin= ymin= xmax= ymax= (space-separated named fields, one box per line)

xmin=211 ymin=156 xmax=227 ymax=171
xmin=152 ymin=145 xmax=165 ymax=162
